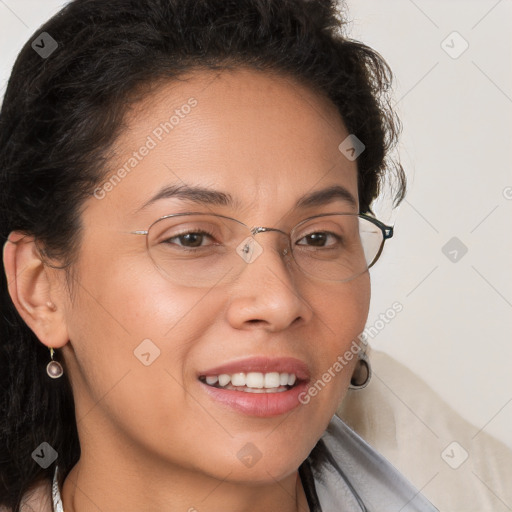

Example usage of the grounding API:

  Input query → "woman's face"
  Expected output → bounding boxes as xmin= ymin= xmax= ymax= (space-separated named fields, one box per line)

xmin=56 ymin=68 xmax=370 ymax=484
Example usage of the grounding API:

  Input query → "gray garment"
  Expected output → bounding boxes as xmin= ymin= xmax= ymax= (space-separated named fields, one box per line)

xmin=51 ymin=415 xmax=438 ymax=512
xmin=303 ymin=414 xmax=439 ymax=511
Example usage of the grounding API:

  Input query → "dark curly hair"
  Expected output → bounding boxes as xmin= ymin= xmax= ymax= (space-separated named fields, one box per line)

xmin=0 ymin=0 xmax=405 ymax=509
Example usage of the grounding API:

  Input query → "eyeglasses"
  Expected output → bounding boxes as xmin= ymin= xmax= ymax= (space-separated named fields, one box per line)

xmin=131 ymin=212 xmax=393 ymax=288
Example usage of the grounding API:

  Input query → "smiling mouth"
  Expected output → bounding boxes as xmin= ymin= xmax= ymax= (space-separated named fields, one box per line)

xmin=199 ymin=371 xmax=300 ymax=393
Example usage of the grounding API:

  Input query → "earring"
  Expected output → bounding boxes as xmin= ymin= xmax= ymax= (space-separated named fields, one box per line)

xmin=349 ymin=352 xmax=371 ymax=390
xmin=46 ymin=347 xmax=64 ymax=379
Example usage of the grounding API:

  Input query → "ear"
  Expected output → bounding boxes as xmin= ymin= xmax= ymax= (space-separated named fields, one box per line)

xmin=3 ymin=231 xmax=69 ymax=349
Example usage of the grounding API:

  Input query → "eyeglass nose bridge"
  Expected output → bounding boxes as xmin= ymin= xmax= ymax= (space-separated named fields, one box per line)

xmin=251 ymin=226 xmax=291 ymax=255
xmin=248 ymin=226 xmax=292 ymax=258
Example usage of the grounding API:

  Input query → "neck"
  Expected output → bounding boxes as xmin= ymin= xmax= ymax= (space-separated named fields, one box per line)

xmin=61 ymin=453 xmax=310 ymax=512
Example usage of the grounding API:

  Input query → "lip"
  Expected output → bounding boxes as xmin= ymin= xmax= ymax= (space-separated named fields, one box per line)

xmin=199 ymin=380 xmax=310 ymax=417
xmin=197 ymin=356 xmax=311 ymax=418
xmin=198 ymin=356 xmax=311 ymax=380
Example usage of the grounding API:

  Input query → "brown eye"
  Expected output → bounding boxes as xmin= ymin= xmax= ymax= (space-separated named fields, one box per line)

xmin=296 ymin=232 xmax=341 ymax=248
xmin=162 ymin=230 xmax=216 ymax=249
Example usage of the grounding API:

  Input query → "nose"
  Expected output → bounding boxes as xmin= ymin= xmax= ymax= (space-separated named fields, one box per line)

xmin=225 ymin=229 xmax=313 ymax=332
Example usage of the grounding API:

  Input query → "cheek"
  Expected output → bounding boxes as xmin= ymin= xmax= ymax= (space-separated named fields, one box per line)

xmin=313 ymin=272 xmax=370 ymax=348
xmin=305 ymin=273 xmax=370 ymax=407
xmin=63 ymin=249 xmax=207 ymax=407
xmin=63 ymin=255 xmax=222 ymax=457
xmin=69 ymin=239 xmax=203 ymax=335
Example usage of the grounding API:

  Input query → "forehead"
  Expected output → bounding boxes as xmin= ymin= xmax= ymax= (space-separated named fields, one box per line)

xmin=89 ymin=67 xmax=358 ymax=224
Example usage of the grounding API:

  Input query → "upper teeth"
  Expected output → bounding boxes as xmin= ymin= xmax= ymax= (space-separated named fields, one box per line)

xmin=205 ymin=372 xmax=296 ymax=388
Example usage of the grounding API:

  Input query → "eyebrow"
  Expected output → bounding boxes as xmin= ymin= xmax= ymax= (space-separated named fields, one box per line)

xmin=136 ymin=183 xmax=357 ymax=213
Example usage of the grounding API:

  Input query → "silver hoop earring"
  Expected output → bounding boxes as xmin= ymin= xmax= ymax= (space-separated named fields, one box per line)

xmin=46 ymin=347 xmax=64 ymax=379
xmin=349 ymin=352 xmax=371 ymax=390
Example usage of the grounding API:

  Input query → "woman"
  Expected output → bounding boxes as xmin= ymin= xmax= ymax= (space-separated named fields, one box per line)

xmin=0 ymin=0 xmax=438 ymax=510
